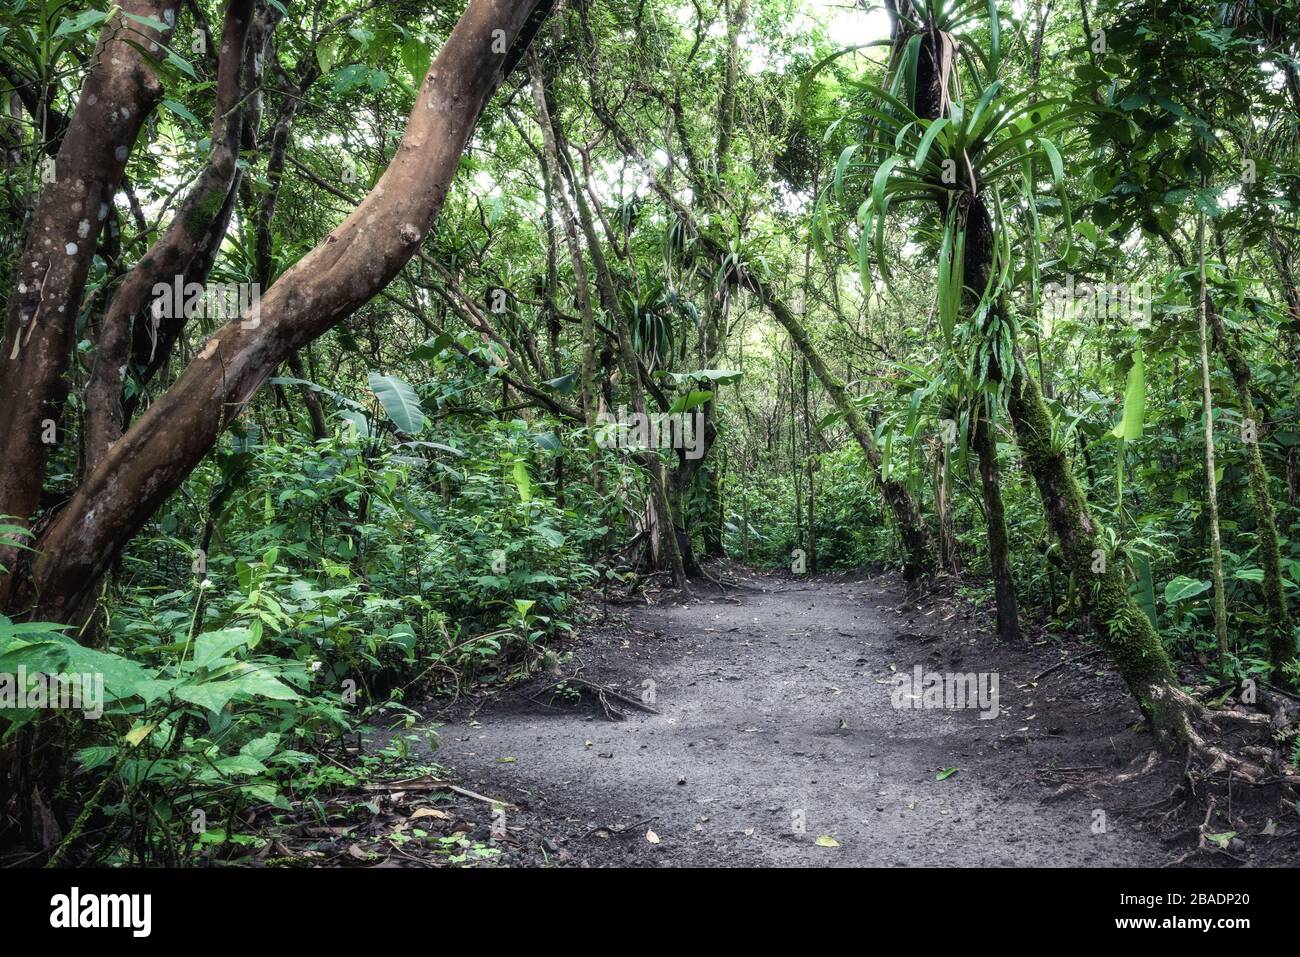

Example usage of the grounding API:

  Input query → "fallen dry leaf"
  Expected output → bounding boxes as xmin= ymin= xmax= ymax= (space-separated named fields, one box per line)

xmin=409 ymin=807 xmax=450 ymax=821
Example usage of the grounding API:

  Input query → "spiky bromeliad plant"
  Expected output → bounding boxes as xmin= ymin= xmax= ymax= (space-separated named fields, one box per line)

xmin=812 ymin=0 xmax=1289 ymax=762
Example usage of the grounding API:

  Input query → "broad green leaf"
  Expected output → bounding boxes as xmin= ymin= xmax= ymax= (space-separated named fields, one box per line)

xmin=1110 ymin=350 xmax=1145 ymax=440
xmin=175 ymin=681 xmax=239 ymax=713
xmin=512 ymin=460 xmax=533 ymax=503
xmin=192 ymin=628 xmax=251 ymax=670
xmin=161 ymin=98 xmax=200 ymax=128
xmin=544 ymin=373 xmax=579 ymax=394
xmin=53 ymin=10 xmax=108 ymax=37
xmin=1164 ymin=576 xmax=1211 ymax=604
xmin=367 ymin=372 xmax=425 ymax=434
xmin=668 ymin=390 xmax=713 ymax=414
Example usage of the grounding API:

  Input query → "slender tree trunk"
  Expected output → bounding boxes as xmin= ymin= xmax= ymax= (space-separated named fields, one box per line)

xmin=527 ymin=52 xmax=596 ymax=434
xmin=1195 ymin=212 xmax=1230 ymax=666
xmin=251 ymin=41 xmax=331 ymax=444
xmin=802 ymin=357 xmax=817 ymax=574
xmin=1208 ymin=312 xmax=1295 ymax=682
xmin=766 ymin=293 xmax=932 ymax=583
xmin=973 ymin=411 xmax=1020 ymax=641
xmin=887 ymin=10 xmax=1022 ymax=640
xmin=286 ymin=351 xmax=329 ymax=441
xmin=935 ymin=439 xmax=958 ymax=573
xmin=536 ymin=54 xmax=685 ymax=584
xmin=806 ymin=457 xmax=818 ymax=574
xmin=585 ymin=95 xmax=933 ymax=582
xmin=715 ymin=0 xmax=747 ymax=181
xmin=703 ymin=459 xmax=725 ymax=558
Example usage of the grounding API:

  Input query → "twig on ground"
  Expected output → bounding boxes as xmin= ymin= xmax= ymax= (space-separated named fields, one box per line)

xmin=584 ymin=815 xmax=659 ymax=839
xmin=1034 ymin=648 xmax=1103 ymax=682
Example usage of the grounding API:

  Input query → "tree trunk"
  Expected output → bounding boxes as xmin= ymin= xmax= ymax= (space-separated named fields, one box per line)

xmin=287 ymin=351 xmax=329 ymax=441
xmin=2 ymin=0 xmax=554 ymax=624
xmin=0 ymin=1 xmax=177 ymax=577
xmin=763 ymin=292 xmax=932 ymax=583
xmin=1007 ymin=351 xmax=1189 ymax=743
xmin=535 ymin=53 xmax=685 ymax=584
xmin=527 ymin=51 xmax=597 ymax=434
xmin=703 ymin=459 xmax=726 ymax=559
xmin=1208 ymin=305 xmax=1296 ymax=681
xmin=83 ymin=0 xmax=260 ymax=472
xmin=883 ymin=3 xmax=1189 ymax=739
xmin=973 ymin=411 xmax=1020 ymax=641
xmin=585 ymin=95 xmax=934 ymax=583
xmin=0 ymin=0 xmax=554 ymax=851
xmin=1195 ymin=212 xmax=1230 ymax=666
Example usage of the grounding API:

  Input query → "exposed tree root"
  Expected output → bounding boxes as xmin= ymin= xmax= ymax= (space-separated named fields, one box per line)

xmin=1157 ymin=685 xmax=1300 ymax=786
xmin=1165 ymin=796 xmax=1246 ymax=866
xmin=1049 ymin=684 xmax=1300 ymax=820
xmin=1110 ymin=751 xmax=1158 ymax=784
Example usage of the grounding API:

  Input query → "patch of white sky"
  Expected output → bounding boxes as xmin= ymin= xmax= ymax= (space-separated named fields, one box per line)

xmin=760 ymin=4 xmax=888 ymax=219
xmin=477 ymin=3 xmax=899 ymax=223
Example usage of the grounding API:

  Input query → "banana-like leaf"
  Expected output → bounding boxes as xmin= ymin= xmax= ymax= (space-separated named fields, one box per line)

xmin=1110 ymin=350 xmax=1146 ymax=441
xmin=367 ymin=372 xmax=426 ymax=434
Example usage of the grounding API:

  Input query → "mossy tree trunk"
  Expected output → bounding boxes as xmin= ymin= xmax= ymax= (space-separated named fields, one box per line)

xmin=972 ymin=411 xmax=1020 ymax=641
xmin=1008 ymin=352 xmax=1190 ymax=743
xmin=961 ymin=189 xmax=1186 ymax=739
xmin=882 ymin=7 xmax=1186 ymax=741
xmin=1208 ymin=304 xmax=1296 ymax=681
xmin=945 ymin=196 xmax=1020 ymax=639
xmin=897 ymin=23 xmax=1020 ymax=631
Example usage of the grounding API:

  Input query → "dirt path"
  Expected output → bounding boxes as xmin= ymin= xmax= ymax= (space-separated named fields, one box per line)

xmin=399 ymin=569 xmax=1190 ymax=866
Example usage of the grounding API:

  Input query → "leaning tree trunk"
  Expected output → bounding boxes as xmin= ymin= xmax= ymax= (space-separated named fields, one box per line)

xmin=84 ymin=0 xmax=260 ymax=472
xmin=2 ymin=0 xmax=554 ymax=624
xmin=585 ymin=93 xmax=934 ymax=583
xmin=535 ymin=53 xmax=686 ymax=585
xmin=0 ymin=0 xmax=555 ymax=850
xmin=765 ymin=293 xmax=933 ymax=583
xmin=958 ymin=187 xmax=1185 ymax=737
xmin=1007 ymin=349 xmax=1190 ymax=743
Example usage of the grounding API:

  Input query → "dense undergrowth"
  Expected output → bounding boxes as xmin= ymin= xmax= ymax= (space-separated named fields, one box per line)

xmin=0 ymin=400 xmax=623 ymax=864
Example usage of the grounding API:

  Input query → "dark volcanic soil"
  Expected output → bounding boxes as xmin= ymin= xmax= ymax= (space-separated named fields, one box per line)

xmin=351 ymin=566 xmax=1300 ymax=868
